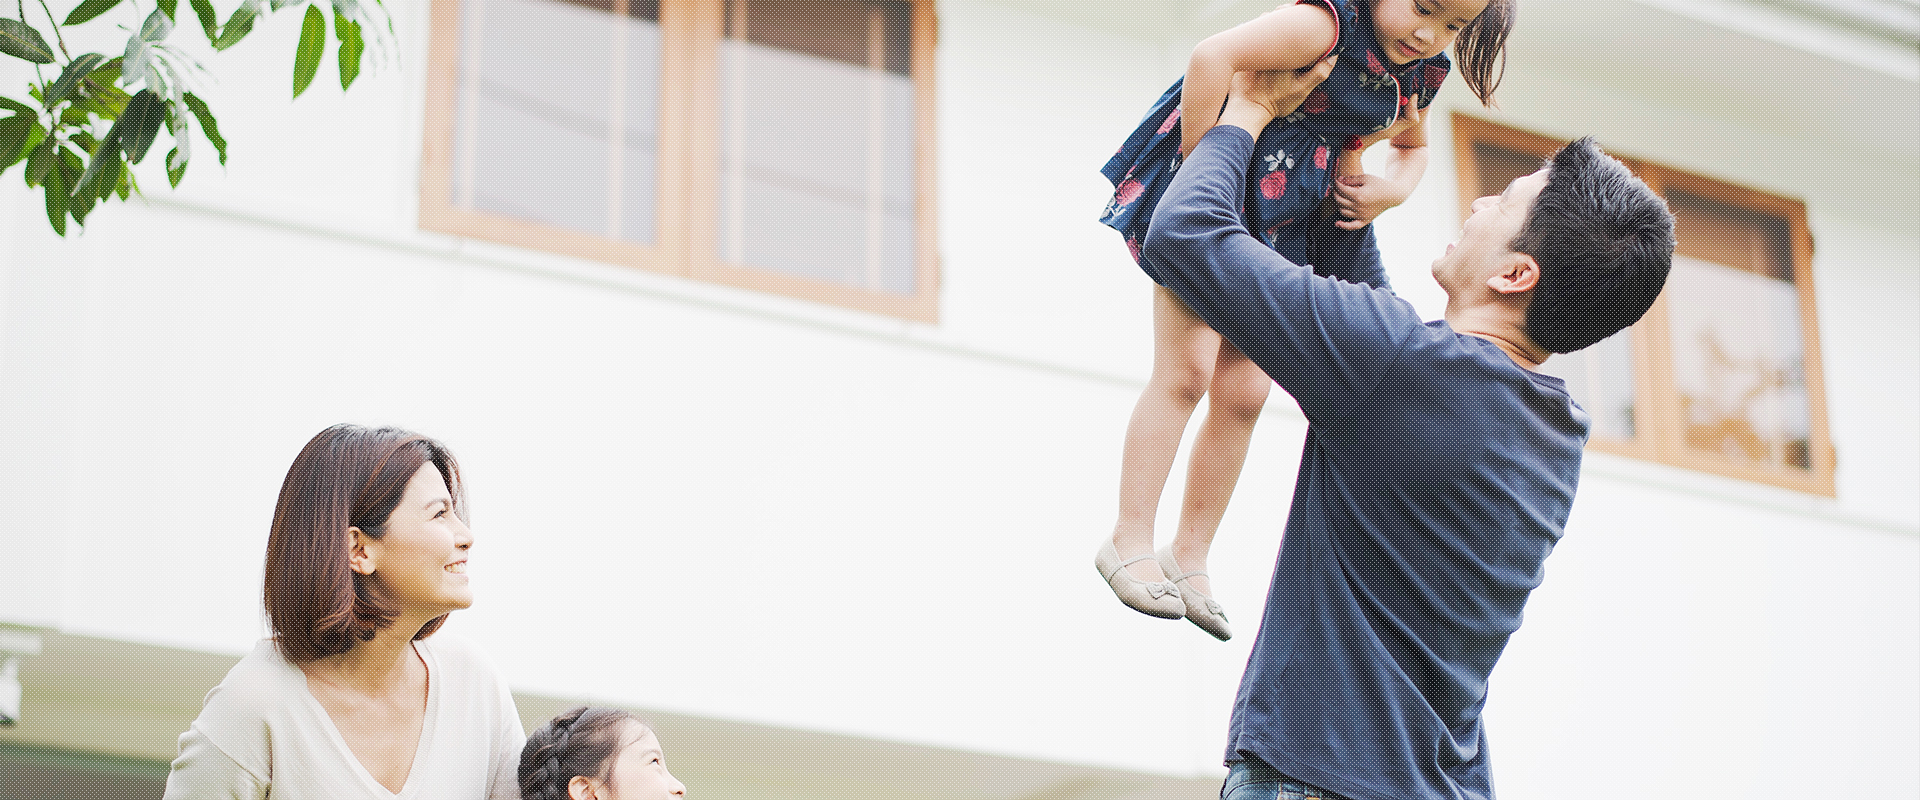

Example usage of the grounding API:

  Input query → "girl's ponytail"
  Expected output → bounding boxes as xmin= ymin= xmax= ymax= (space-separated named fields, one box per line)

xmin=1455 ymin=0 xmax=1515 ymax=107
xmin=519 ymin=706 xmax=643 ymax=800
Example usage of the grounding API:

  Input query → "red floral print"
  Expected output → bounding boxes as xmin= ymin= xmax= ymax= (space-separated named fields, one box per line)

xmin=1424 ymin=64 xmax=1447 ymax=88
xmin=1314 ymin=145 xmax=1330 ymax=169
xmin=1301 ymin=89 xmax=1329 ymax=115
xmin=1116 ymin=179 xmax=1145 ymax=207
xmin=1126 ymin=235 xmax=1143 ymax=263
xmin=1345 ymin=135 xmax=1365 ymax=151
xmin=1365 ymin=51 xmax=1385 ymax=75
xmin=1157 ymin=107 xmax=1182 ymax=135
xmin=1261 ymin=171 xmax=1287 ymax=199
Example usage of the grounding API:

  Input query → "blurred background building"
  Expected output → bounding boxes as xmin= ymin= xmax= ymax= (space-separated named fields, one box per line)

xmin=2 ymin=0 xmax=1915 ymax=797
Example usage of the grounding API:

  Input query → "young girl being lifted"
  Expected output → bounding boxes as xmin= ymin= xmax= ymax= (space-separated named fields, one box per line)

xmin=1096 ymin=0 xmax=1515 ymax=639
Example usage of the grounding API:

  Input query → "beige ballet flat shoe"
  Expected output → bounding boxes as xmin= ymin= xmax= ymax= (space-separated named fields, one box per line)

xmin=1095 ymin=540 xmax=1185 ymax=619
xmin=1157 ymin=545 xmax=1231 ymax=641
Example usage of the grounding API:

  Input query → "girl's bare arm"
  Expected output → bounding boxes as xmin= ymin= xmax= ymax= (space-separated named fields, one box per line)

xmin=1179 ymin=4 xmax=1340 ymax=156
xmin=1331 ymin=103 xmax=1432 ymax=229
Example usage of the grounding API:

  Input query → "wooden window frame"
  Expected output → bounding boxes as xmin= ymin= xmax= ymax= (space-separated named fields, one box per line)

xmin=420 ymin=0 xmax=941 ymax=323
xmin=1451 ymin=115 xmax=1835 ymax=496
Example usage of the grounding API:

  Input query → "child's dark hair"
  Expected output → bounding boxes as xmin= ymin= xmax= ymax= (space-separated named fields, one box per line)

xmin=1453 ymin=0 xmax=1514 ymax=106
xmin=1353 ymin=0 xmax=1516 ymax=106
xmin=519 ymin=706 xmax=645 ymax=800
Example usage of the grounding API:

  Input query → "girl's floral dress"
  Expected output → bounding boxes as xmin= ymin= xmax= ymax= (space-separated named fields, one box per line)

xmin=1100 ymin=0 xmax=1449 ymax=284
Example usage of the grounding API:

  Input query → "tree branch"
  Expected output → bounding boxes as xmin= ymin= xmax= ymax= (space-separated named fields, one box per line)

xmin=35 ymin=0 xmax=70 ymax=61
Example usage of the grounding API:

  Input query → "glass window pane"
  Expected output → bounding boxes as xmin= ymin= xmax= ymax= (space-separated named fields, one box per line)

xmin=1666 ymin=254 xmax=1812 ymax=470
xmin=717 ymin=0 xmax=917 ymax=295
xmin=1470 ymin=141 xmax=1545 ymax=197
xmin=451 ymin=0 xmax=663 ymax=244
xmin=1538 ymin=327 xmax=1636 ymax=440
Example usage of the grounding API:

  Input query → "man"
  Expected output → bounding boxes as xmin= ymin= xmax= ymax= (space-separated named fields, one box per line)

xmin=1142 ymin=65 xmax=1675 ymax=800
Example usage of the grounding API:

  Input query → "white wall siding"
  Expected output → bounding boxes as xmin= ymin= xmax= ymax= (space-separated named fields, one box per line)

xmin=0 ymin=0 xmax=1914 ymax=794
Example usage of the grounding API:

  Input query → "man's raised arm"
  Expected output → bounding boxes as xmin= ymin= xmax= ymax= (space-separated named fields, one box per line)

xmin=1142 ymin=67 xmax=1326 ymax=320
xmin=1142 ymin=63 xmax=1423 ymax=419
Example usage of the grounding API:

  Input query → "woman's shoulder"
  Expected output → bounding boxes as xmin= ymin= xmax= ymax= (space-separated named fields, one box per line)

xmin=184 ymin=640 xmax=308 ymax=775
xmin=201 ymin=639 xmax=305 ymax=713
xmin=418 ymin=632 xmax=501 ymax=673
xmin=416 ymin=634 xmax=523 ymax=747
xmin=417 ymin=634 xmax=513 ymax=697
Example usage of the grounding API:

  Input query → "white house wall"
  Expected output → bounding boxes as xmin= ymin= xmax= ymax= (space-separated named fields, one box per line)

xmin=1 ymin=0 xmax=1915 ymax=795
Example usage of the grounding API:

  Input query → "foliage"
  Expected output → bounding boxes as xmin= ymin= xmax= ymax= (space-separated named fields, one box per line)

xmin=1 ymin=0 xmax=392 ymax=234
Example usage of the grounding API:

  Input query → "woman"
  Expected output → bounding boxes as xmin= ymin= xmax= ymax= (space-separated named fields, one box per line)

xmin=164 ymin=424 xmax=523 ymax=799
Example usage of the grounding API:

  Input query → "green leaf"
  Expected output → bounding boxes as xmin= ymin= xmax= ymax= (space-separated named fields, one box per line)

xmin=116 ymin=168 xmax=132 ymax=199
xmin=63 ymin=0 xmax=126 ymax=27
xmin=65 ymin=150 xmax=97 ymax=225
xmin=123 ymin=38 xmax=152 ymax=84
xmin=292 ymin=5 xmax=326 ymax=98
xmin=74 ymin=142 xmax=122 ymax=200
xmin=158 ymin=0 xmax=178 ymax=22
xmin=0 ymin=95 xmax=34 ymax=116
xmin=0 ymin=19 xmax=57 ymax=64
xmin=45 ymin=53 xmax=108 ymax=109
xmin=188 ymin=0 xmax=219 ymax=39
xmin=116 ymin=90 xmax=165 ymax=163
xmin=45 ymin=187 xmax=67 ymax=234
xmin=77 ymin=60 xmax=133 ymax=114
xmin=139 ymin=7 xmax=174 ymax=41
xmin=0 ymin=116 xmax=34 ymax=169
xmin=183 ymin=92 xmax=225 ymax=164
xmin=166 ymin=145 xmax=186 ymax=186
xmin=334 ymin=11 xmax=361 ymax=90
xmin=43 ymin=149 xmax=70 ymax=234
xmin=25 ymin=136 xmax=57 ymax=186
xmin=213 ymin=0 xmax=263 ymax=50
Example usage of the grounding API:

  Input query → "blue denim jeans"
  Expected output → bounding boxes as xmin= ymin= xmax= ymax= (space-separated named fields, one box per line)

xmin=1221 ymin=757 xmax=1355 ymax=800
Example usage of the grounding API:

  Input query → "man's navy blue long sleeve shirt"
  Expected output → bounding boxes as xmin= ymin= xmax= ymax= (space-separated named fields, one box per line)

xmin=1143 ymin=125 xmax=1591 ymax=800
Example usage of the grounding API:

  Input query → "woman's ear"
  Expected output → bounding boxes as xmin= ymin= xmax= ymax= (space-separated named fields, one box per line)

xmin=1488 ymin=252 xmax=1540 ymax=296
xmin=568 ymin=776 xmax=599 ymax=800
xmin=348 ymin=527 xmax=377 ymax=576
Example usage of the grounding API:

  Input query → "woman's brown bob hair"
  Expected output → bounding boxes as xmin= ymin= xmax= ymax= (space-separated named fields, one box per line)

xmin=264 ymin=424 xmax=467 ymax=663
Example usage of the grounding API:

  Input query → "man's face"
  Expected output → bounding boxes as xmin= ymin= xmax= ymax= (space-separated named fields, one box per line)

xmin=1432 ymin=167 xmax=1549 ymax=294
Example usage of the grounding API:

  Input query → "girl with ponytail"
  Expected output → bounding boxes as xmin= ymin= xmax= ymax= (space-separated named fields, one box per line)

xmin=521 ymin=707 xmax=687 ymax=800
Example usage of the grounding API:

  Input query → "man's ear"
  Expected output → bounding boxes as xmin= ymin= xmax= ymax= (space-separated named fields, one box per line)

xmin=568 ymin=776 xmax=599 ymax=800
xmin=1488 ymin=252 xmax=1540 ymax=296
xmin=348 ymin=527 xmax=377 ymax=576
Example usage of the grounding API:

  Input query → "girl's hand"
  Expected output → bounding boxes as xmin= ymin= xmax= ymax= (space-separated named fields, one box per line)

xmin=1329 ymin=99 xmax=1427 ymax=229
xmin=1329 ymin=173 xmax=1409 ymax=230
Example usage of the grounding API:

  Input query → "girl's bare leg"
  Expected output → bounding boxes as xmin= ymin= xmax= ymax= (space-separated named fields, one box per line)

xmin=1167 ymin=340 xmax=1270 ymax=599
xmin=1112 ymin=284 xmax=1223 ymax=584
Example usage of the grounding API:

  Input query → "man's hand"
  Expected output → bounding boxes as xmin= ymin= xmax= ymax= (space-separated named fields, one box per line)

xmin=1215 ymin=55 xmax=1337 ymax=138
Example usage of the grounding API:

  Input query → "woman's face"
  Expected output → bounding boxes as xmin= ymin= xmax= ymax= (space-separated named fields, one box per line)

xmin=354 ymin=462 xmax=474 ymax=616
xmin=581 ymin=722 xmax=685 ymax=800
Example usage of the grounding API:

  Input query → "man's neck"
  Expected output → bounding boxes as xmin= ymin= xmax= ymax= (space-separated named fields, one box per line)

xmin=1445 ymin=308 xmax=1548 ymax=369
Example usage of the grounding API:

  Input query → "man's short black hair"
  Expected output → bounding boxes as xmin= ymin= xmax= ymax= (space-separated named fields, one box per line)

xmin=1514 ymin=137 xmax=1676 ymax=354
